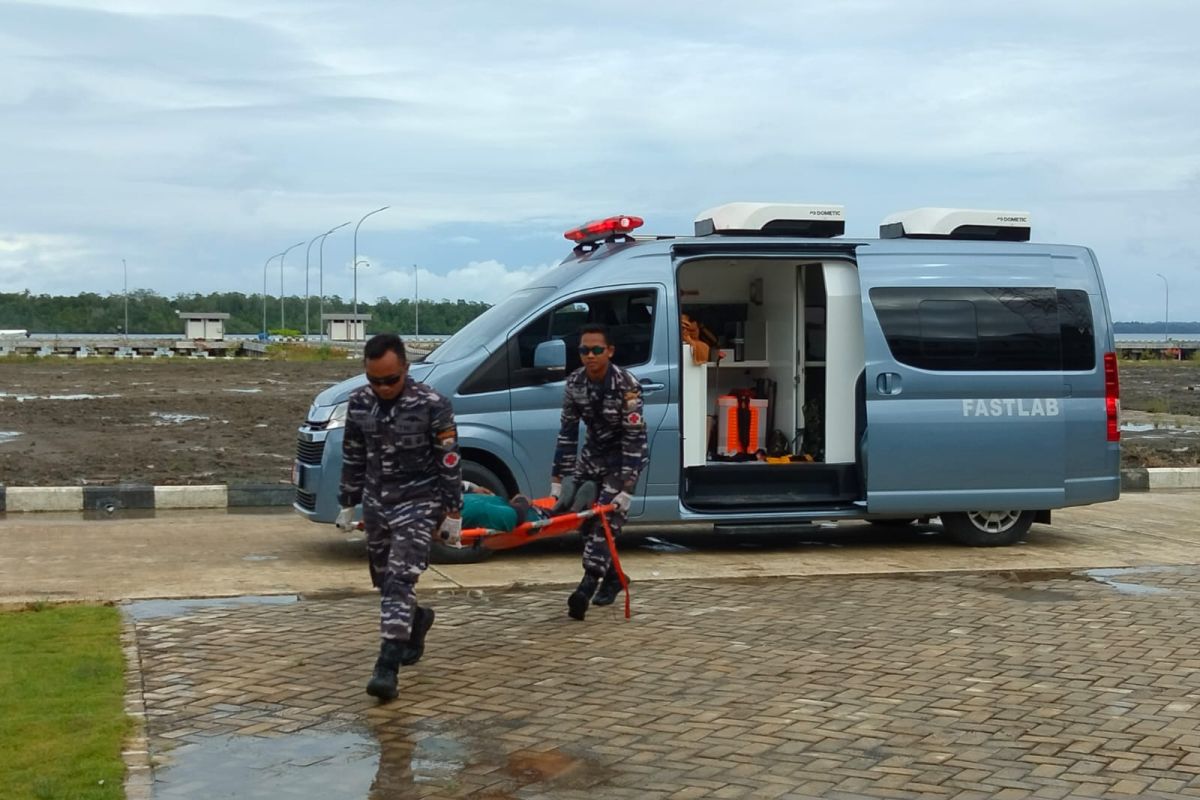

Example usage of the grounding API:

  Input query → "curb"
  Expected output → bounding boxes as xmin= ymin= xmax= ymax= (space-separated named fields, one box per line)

xmin=1120 ymin=468 xmax=1200 ymax=492
xmin=0 ymin=483 xmax=294 ymax=513
xmin=1 ymin=472 xmax=1195 ymax=512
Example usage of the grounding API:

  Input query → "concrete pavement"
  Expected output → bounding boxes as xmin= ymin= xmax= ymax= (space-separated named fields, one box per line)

xmin=1 ymin=492 xmax=1198 ymax=606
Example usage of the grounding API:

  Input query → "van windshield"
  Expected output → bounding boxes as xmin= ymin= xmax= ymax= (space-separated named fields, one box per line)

xmin=424 ymin=287 xmax=555 ymax=363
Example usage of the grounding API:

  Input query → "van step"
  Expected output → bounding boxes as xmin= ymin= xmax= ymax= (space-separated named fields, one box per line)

xmin=683 ymin=463 xmax=861 ymax=511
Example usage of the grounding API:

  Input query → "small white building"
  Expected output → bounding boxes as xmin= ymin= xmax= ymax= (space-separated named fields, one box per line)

xmin=322 ymin=313 xmax=371 ymax=341
xmin=177 ymin=312 xmax=229 ymax=340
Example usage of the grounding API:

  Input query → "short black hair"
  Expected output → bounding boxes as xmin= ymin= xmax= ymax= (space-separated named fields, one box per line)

xmin=363 ymin=333 xmax=407 ymax=363
xmin=578 ymin=323 xmax=610 ymax=345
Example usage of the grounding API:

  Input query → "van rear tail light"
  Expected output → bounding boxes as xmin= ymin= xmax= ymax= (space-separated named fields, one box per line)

xmin=1104 ymin=351 xmax=1120 ymax=442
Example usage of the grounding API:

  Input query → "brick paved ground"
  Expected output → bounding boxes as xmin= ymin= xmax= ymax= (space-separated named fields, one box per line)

xmin=128 ymin=568 xmax=1200 ymax=799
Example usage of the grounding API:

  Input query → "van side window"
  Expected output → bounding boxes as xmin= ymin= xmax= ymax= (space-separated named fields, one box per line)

xmin=1058 ymin=289 xmax=1095 ymax=371
xmin=872 ymin=287 xmax=1094 ymax=371
xmin=510 ymin=289 xmax=658 ymax=388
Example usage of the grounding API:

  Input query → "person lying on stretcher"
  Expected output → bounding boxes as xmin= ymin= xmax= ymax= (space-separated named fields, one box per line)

xmin=460 ymin=478 xmax=600 ymax=532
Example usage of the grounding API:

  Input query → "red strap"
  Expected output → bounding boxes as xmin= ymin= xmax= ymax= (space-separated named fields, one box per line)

xmin=598 ymin=509 xmax=631 ymax=619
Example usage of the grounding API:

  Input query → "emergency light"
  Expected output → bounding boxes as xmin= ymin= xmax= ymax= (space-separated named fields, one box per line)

xmin=693 ymin=202 xmax=845 ymax=238
xmin=880 ymin=208 xmax=1032 ymax=242
xmin=563 ymin=215 xmax=645 ymax=244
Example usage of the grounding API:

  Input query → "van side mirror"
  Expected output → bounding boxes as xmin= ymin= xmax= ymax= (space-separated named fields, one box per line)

xmin=533 ymin=339 xmax=567 ymax=372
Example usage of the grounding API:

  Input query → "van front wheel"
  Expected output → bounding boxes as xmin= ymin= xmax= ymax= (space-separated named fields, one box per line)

xmin=429 ymin=460 xmax=506 ymax=565
xmin=940 ymin=510 xmax=1034 ymax=547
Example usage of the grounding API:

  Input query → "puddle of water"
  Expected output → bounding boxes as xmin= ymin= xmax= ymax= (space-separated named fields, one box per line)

xmin=1085 ymin=567 xmax=1174 ymax=596
xmin=123 ymin=594 xmax=298 ymax=621
xmin=241 ymin=554 xmax=279 ymax=562
xmin=639 ymin=536 xmax=693 ymax=553
xmin=224 ymin=388 xmax=264 ymax=394
xmin=409 ymin=736 xmax=468 ymax=786
xmin=0 ymin=392 xmax=121 ymax=401
xmin=0 ymin=431 xmax=22 ymax=444
xmin=150 ymin=411 xmax=210 ymax=425
xmin=153 ymin=729 xmax=377 ymax=800
xmin=1121 ymin=423 xmax=1157 ymax=433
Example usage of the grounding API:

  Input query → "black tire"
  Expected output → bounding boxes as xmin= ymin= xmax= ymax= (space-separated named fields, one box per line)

xmin=867 ymin=518 xmax=918 ymax=527
xmin=940 ymin=510 xmax=1034 ymax=547
xmin=429 ymin=460 xmax=506 ymax=565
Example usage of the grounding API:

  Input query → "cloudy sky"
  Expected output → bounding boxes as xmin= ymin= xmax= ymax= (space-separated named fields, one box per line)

xmin=1 ymin=0 xmax=1197 ymax=323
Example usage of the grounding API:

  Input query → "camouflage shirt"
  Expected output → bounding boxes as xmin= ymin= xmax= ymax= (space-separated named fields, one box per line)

xmin=552 ymin=363 xmax=649 ymax=494
xmin=338 ymin=377 xmax=463 ymax=512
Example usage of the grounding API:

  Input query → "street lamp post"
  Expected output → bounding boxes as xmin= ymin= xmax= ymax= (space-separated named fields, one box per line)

xmin=412 ymin=263 xmax=420 ymax=336
xmin=352 ymin=206 xmax=389 ymax=317
xmin=317 ymin=221 xmax=351 ymax=342
xmin=263 ymin=252 xmax=281 ymax=336
xmin=1155 ymin=273 xmax=1169 ymax=344
xmin=278 ymin=241 xmax=304 ymax=333
xmin=122 ymin=258 xmax=129 ymax=342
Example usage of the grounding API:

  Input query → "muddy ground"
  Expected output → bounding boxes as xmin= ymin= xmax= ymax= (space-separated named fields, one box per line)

xmin=0 ymin=359 xmax=357 ymax=486
xmin=1 ymin=358 xmax=1197 ymax=486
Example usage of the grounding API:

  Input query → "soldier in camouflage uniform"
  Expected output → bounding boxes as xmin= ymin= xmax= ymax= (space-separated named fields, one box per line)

xmin=551 ymin=323 xmax=649 ymax=621
xmin=337 ymin=333 xmax=463 ymax=701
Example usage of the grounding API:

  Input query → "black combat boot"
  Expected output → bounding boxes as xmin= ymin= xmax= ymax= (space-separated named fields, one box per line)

xmin=567 ymin=573 xmax=600 ymax=621
xmin=591 ymin=567 xmax=626 ymax=607
xmin=399 ymin=606 xmax=436 ymax=666
xmin=366 ymin=638 xmax=405 ymax=701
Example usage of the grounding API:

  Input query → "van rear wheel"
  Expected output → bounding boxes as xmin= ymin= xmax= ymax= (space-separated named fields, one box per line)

xmin=429 ymin=460 xmax=506 ymax=565
xmin=941 ymin=510 xmax=1034 ymax=547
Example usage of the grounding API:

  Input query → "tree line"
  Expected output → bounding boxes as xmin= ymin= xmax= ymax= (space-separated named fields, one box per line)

xmin=0 ymin=291 xmax=490 ymax=336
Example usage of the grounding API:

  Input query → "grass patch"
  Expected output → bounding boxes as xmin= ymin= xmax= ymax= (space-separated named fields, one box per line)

xmin=0 ymin=604 xmax=128 ymax=800
xmin=265 ymin=342 xmax=351 ymax=361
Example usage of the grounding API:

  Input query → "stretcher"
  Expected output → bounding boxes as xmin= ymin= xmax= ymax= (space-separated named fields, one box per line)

xmin=460 ymin=497 xmax=632 ymax=618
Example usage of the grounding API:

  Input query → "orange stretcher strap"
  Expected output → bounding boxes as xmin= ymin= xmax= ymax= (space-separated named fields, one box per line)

xmin=599 ymin=508 xmax=631 ymax=619
xmin=460 ymin=501 xmax=632 ymax=620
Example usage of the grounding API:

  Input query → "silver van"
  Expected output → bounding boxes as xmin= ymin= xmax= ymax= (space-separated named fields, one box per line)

xmin=292 ymin=203 xmax=1120 ymax=561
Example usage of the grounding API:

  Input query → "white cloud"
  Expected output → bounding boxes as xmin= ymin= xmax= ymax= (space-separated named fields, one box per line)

xmin=366 ymin=259 xmax=554 ymax=306
xmin=0 ymin=1 xmax=1197 ymax=320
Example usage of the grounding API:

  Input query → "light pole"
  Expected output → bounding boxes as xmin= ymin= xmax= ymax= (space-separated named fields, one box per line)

xmin=353 ymin=206 xmax=389 ymax=316
xmin=317 ymin=221 xmax=351 ymax=342
xmin=263 ymin=252 xmax=281 ymax=336
xmin=121 ymin=258 xmax=129 ymax=342
xmin=278 ymin=241 xmax=303 ymax=332
xmin=1155 ymin=273 xmax=1169 ymax=344
xmin=412 ymin=263 xmax=420 ymax=336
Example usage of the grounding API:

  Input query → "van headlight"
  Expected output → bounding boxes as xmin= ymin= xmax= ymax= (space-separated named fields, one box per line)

xmin=325 ymin=401 xmax=350 ymax=430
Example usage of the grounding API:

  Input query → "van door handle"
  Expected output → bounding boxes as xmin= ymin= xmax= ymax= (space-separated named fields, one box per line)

xmin=639 ymin=380 xmax=665 ymax=394
xmin=876 ymin=372 xmax=902 ymax=396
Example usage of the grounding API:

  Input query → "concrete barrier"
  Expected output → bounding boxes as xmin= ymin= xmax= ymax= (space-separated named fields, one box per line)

xmin=153 ymin=485 xmax=229 ymax=510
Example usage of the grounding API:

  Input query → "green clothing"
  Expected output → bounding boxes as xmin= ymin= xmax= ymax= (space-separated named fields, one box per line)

xmin=462 ymin=494 xmax=540 ymax=532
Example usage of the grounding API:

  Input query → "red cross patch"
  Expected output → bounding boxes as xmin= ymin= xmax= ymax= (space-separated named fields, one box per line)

xmin=442 ymin=452 xmax=460 ymax=468
xmin=627 ymin=411 xmax=642 ymax=425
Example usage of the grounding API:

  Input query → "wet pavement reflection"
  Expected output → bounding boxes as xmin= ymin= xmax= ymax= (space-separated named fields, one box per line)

xmin=126 ymin=565 xmax=1200 ymax=799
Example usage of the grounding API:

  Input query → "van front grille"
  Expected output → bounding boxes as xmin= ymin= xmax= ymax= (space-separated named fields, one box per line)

xmin=295 ymin=489 xmax=317 ymax=511
xmin=296 ymin=439 xmax=325 ymax=464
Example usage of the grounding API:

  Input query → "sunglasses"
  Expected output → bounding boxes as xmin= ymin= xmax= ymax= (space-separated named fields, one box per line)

xmin=366 ymin=373 xmax=404 ymax=386
xmin=577 ymin=345 xmax=608 ymax=356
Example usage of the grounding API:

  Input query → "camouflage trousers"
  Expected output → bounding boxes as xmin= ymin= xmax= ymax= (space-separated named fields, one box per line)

xmin=362 ymin=495 xmax=440 ymax=642
xmin=580 ymin=506 xmax=626 ymax=577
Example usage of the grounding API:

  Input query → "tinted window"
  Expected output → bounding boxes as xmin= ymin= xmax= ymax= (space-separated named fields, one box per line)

xmin=871 ymin=287 xmax=1094 ymax=371
xmin=510 ymin=289 xmax=657 ymax=388
xmin=1057 ymin=289 xmax=1095 ymax=371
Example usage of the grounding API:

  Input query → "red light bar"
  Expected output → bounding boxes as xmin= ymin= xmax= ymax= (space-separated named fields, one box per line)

xmin=564 ymin=215 xmax=644 ymax=243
